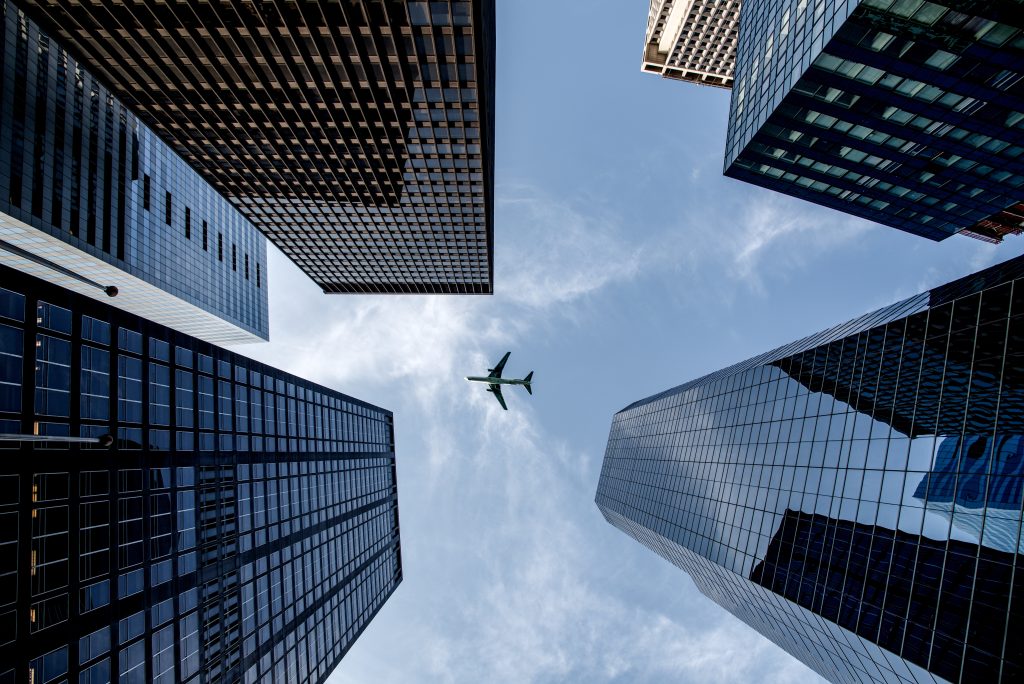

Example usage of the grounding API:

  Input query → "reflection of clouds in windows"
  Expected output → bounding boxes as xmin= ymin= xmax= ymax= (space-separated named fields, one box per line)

xmin=598 ymin=255 xmax=1024 ymax=683
xmin=914 ymin=435 xmax=1024 ymax=553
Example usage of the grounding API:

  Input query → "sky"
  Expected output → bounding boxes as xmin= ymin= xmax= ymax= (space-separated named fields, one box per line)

xmin=228 ymin=1 xmax=1024 ymax=682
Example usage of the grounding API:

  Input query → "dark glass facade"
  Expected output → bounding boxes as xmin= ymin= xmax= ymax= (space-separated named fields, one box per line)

xmin=0 ymin=1 xmax=268 ymax=342
xmin=724 ymin=0 xmax=1024 ymax=243
xmin=0 ymin=265 xmax=401 ymax=683
xmin=596 ymin=255 xmax=1024 ymax=683
xmin=21 ymin=0 xmax=496 ymax=294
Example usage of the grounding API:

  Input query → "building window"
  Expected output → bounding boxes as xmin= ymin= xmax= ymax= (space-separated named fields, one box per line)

xmin=81 ymin=315 xmax=110 ymax=345
xmin=0 ymin=286 xmax=24 ymax=321
xmin=218 ymin=233 xmax=223 ymax=262
xmin=244 ymin=254 xmax=249 ymax=280
xmin=36 ymin=302 xmax=71 ymax=334
xmin=150 ymin=492 xmax=172 ymax=558
xmin=165 ymin=192 xmax=172 ymax=225
xmin=31 ymin=503 xmax=69 ymax=596
xmin=143 ymin=175 xmax=150 ymax=210
xmin=218 ymin=380 xmax=232 ymax=430
xmin=184 ymin=206 xmax=191 ymax=239
xmin=175 ymin=369 xmax=194 ymax=428
xmin=256 ymin=263 xmax=261 ymax=288
xmin=149 ymin=363 xmax=170 ymax=426
xmin=80 ymin=345 xmax=109 ymax=420
xmin=118 ymin=498 xmax=144 ymax=568
xmin=117 ymin=355 xmax=142 ymax=423
xmin=232 ymin=244 xmax=237 ymax=271
xmin=35 ymin=335 xmax=71 ymax=417
xmin=198 ymin=376 xmax=214 ymax=430
xmin=202 ymin=221 xmax=208 ymax=251
xmin=29 ymin=646 xmax=68 ymax=684
xmin=0 ymin=323 xmax=24 ymax=413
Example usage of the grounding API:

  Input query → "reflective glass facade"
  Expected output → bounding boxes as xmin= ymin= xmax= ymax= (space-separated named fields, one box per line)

xmin=0 ymin=265 xmax=401 ymax=683
xmin=596 ymin=255 xmax=1024 ymax=683
xmin=724 ymin=0 xmax=1024 ymax=243
xmin=22 ymin=0 xmax=496 ymax=294
xmin=0 ymin=0 xmax=269 ymax=341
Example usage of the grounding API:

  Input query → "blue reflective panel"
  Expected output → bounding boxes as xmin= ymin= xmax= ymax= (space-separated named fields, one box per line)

xmin=149 ymin=337 xmax=169 ymax=362
xmin=0 ymin=287 xmax=24 ymax=322
xmin=29 ymin=646 xmax=67 ymax=684
xmin=117 ymin=356 xmax=142 ymax=423
xmin=148 ymin=429 xmax=170 ymax=451
xmin=81 ymin=315 xmax=110 ymax=345
xmin=78 ymin=658 xmax=110 ymax=684
xmin=198 ymin=353 xmax=213 ymax=374
xmin=35 ymin=335 xmax=71 ymax=417
xmin=78 ymin=626 xmax=110 ymax=665
xmin=149 ymin=363 xmax=170 ymax=426
xmin=117 ymin=569 xmax=143 ymax=598
xmin=80 ymin=345 xmax=109 ymax=420
xmin=0 ymin=324 xmax=23 ymax=412
xmin=117 ymin=328 xmax=142 ymax=354
xmin=175 ymin=346 xmax=193 ymax=368
xmin=36 ymin=302 xmax=71 ymax=334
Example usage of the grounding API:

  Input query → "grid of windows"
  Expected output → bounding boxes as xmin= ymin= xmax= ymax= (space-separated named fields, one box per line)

xmin=23 ymin=0 xmax=496 ymax=295
xmin=723 ymin=0 xmax=1024 ymax=243
xmin=596 ymin=254 xmax=1024 ymax=683
xmin=641 ymin=0 xmax=740 ymax=87
xmin=0 ymin=266 xmax=402 ymax=684
xmin=0 ymin=1 xmax=268 ymax=340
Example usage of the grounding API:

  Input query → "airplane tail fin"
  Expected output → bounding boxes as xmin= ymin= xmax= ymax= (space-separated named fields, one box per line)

xmin=523 ymin=371 xmax=533 ymax=395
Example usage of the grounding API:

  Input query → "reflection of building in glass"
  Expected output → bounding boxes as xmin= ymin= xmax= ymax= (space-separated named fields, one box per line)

xmin=644 ymin=0 xmax=1024 ymax=243
xmin=596 ymin=254 xmax=1024 ymax=683
xmin=21 ymin=1 xmax=496 ymax=294
xmin=0 ymin=265 xmax=402 ymax=683
xmin=0 ymin=2 xmax=268 ymax=344
xmin=913 ymin=435 xmax=1024 ymax=553
xmin=751 ymin=509 xmax=1019 ymax=684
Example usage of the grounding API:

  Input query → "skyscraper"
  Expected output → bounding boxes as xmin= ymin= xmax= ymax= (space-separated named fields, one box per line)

xmin=641 ymin=0 xmax=741 ymax=88
xmin=0 ymin=2 xmax=269 ymax=344
xmin=21 ymin=0 xmax=496 ymax=294
xmin=642 ymin=0 xmax=1024 ymax=244
xmin=0 ymin=264 xmax=402 ymax=683
xmin=596 ymin=255 xmax=1024 ymax=683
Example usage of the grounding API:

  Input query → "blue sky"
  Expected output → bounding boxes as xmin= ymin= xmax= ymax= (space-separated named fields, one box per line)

xmin=230 ymin=1 xmax=1024 ymax=682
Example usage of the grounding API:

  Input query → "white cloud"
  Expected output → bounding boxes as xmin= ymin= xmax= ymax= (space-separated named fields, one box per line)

xmin=356 ymin=401 xmax=818 ymax=684
xmin=241 ymin=183 xmax=827 ymax=684
xmin=498 ymin=191 xmax=646 ymax=309
xmin=235 ymin=185 xmax=646 ymax=395
xmin=728 ymin=192 xmax=874 ymax=292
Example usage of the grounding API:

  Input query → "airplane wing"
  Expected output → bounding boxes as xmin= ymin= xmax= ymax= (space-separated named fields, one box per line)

xmin=488 ymin=351 xmax=511 ymax=379
xmin=488 ymin=384 xmax=508 ymax=410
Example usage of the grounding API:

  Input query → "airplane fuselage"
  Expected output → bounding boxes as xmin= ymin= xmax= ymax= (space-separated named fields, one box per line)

xmin=465 ymin=376 xmax=528 ymax=386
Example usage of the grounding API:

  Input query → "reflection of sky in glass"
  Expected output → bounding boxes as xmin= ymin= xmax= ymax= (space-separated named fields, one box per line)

xmin=597 ymin=256 xmax=1024 ymax=683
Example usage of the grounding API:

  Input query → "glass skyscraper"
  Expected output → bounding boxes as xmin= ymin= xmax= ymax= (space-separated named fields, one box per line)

xmin=723 ymin=0 xmax=1024 ymax=243
xmin=22 ymin=0 xmax=496 ymax=295
xmin=0 ymin=1 xmax=269 ymax=344
xmin=596 ymin=255 xmax=1024 ymax=683
xmin=0 ymin=264 xmax=401 ymax=683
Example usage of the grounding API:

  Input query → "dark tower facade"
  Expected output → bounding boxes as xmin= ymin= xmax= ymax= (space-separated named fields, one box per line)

xmin=596 ymin=256 xmax=1024 ymax=683
xmin=0 ymin=265 xmax=401 ymax=683
xmin=724 ymin=0 xmax=1024 ymax=243
xmin=0 ymin=1 xmax=269 ymax=344
xmin=20 ymin=0 xmax=496 ymax=294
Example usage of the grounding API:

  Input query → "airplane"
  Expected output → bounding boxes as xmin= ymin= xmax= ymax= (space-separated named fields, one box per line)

xmin=466 ymin=351 xmax=533 ymax=410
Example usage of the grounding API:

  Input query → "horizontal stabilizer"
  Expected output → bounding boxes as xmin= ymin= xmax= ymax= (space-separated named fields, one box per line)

xmin=523 ymin=371 xmax=533 ymax=395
